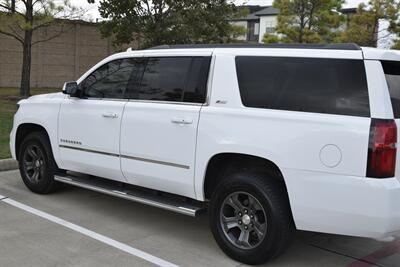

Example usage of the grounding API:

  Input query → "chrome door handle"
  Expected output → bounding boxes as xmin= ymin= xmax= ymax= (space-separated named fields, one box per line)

xmin=102 ymin=112 xmax=118 ymax=118
xmin=171 ymin=118 xmax=193 ymax=125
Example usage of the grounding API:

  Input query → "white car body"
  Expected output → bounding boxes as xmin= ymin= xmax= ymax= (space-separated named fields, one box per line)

xmin=10 ymin=45 xmax=400 ymax=241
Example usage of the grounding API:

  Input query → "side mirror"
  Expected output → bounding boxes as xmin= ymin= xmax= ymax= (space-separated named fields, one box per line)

xmin=62 ymin=81 xmax=81 ymax=97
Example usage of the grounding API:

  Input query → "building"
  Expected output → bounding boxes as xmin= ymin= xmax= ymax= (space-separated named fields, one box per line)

xmin=231 ymin=6 xmax=357 ymax=43
xmin=0 ymin=19 xmax=137 ymax=88
xmin=231 ymin=6 xmax=279 ymax=43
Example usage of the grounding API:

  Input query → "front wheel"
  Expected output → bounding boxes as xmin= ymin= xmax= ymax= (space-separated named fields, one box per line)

xmin=18 ymin=132 xmax=59 ymax=194
xmin=209 ymin=172 xmax=295 ymax=265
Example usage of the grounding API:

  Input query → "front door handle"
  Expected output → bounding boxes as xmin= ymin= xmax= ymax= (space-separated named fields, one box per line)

xmin=102 ymin=112 xmax=118 ymax=119
xmin=171 ymin=118 xmax=193 ymax=125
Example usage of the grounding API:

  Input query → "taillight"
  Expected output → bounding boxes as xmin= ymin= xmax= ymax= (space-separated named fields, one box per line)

xmin=367 ymin=119 xmax=397 ymax=178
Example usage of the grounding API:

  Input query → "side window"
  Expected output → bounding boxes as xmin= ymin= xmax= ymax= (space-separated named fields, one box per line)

xmin=137 ymin=57 xmax=209 ymax=103
xmin=235 ymin=56 xmax=370 ymax=117
xmin=80 ymin=59 xmax=138 ymax=99
xmin=382 ymin=61 xmax=400 ymax=118
xmin=183 ymin=57 xmax=210 ymax=103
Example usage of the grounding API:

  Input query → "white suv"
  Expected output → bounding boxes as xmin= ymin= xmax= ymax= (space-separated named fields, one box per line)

xmin=10 ymin=44 xmax=400 ymax=265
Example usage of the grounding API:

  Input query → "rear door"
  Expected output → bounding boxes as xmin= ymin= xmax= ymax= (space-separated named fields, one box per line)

xmin=120 ymin=54 xmax=211 ymax=198
xmin=382 ymin=60 xmax=400 ymax=179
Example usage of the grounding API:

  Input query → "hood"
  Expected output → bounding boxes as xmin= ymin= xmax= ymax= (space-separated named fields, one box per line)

xmin=28 ymin=92 xmax=64 ymax=100
xmin=18 ymin=92 xmax=65 ymax=105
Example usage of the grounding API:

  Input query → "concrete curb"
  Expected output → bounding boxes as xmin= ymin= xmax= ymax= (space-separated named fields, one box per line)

xmin=0 ymin=158 xmax=18 ymax=171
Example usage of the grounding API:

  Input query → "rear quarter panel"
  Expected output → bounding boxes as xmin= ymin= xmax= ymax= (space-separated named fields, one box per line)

xmin=195 ymin=107 xmax=371 ymax=197
xmin=195 ymin=52 xmax=371 ymax=200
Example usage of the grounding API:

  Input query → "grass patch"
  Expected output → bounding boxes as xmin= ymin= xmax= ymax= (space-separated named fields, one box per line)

xmin=0 ymin=100 xmax=17 ymax=159
xmin=0 ymin=87 xmax=60 ymax=97
xmin=0 ymin=88 xmax=59 ymax=159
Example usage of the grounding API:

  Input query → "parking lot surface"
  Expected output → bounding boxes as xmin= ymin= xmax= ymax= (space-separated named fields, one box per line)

xmin=0 ymin=169 xmax=399 ymax=267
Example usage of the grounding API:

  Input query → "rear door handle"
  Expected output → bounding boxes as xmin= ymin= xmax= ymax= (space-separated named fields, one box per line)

xmin=102 ymin=112 xmax=118 ymax=118
xmin=171 ymin=118 xmax=193 ymax=125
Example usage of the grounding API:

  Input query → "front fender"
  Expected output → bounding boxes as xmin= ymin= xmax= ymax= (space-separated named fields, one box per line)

xmin=11 ymin=95 xmax=63 ymax=165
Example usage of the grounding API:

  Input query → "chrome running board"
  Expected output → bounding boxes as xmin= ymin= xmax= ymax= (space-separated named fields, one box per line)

xmin=54 ymin=174 xmax=205 ymax=217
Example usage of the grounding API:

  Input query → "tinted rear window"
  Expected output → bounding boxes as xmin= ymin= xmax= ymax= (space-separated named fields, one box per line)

xmin=235 ymin=56 xmax=370 ymax=117
xmin=138 ymin=57 xmax=209 ymax=103
xmin=382 ymin=61 xmax=400 ymax=118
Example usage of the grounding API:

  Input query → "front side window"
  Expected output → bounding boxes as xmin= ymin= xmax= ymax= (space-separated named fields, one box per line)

xmin=80 ymin=59 xmax=139 ymax=99
xmin=235 ymin=56 xmax=370 ymax=117
xmin=382 ymin=61 xmax=400 ymax=118
xmin=137 ymin=57 xmax=210 ymax=103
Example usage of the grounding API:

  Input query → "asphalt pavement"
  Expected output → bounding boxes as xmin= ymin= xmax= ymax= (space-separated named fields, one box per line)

xmin=0 ymin=169 xmax=398 ymax=267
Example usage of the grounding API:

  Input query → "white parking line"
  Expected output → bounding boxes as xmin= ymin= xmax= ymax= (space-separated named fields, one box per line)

xmin=0 ymin=196 xmax=179 ymax=267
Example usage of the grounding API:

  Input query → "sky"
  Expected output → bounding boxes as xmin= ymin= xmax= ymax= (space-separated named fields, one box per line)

xmin=71 ymin=0 xmax=368 ymax=21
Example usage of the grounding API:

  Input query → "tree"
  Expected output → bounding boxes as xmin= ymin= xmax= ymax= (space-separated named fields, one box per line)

xmin=230 ymin=23 xmax=247 ymax=42
xmin=0 ymin=0 xmax=83 ymax=97
xmin=391 ymin=37 xmax=400 ymax=50
xmin=89 ymin=0 xmax=241 ymax=48
xmin=262 ymin=33 xmax=280 ymax=43
xmin=389 ymin=1 xmax=400 ymax=49
xmin=273 ymin=0 xmax=344 ymax=43
xmin=339 ymin=0 xmax=400 ymax=48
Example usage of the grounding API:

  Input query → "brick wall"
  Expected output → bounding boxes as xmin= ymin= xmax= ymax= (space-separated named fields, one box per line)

xmin=0 ymin=20 xmax=137 ymax=89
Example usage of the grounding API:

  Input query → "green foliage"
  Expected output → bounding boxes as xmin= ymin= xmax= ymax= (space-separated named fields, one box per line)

xmin=0 ymin=99 xmax=16 ymax=159
xmin=273 ymin=0 xmax=345 ymax=43
xmin=229 ymin=6 xmax=248 ymax=42
xmin=262 ymin=33 xmax=280 ymax=43
xmin=388 ymin=0 xmax=400 ymax=49
xmin=338 ymin=5 xmax=375 ymax=46
xmin=230 ymin=24 xmax=247 ymax=41
xmin=0 ymin=0 xmax=82 ymax=43
xmin=90 ymin=0 xmax=241 ymax=48
xmin=339 ymin=1 xmax=400 ymax=48
xmin=393 ymin=39 xmax=400 ymax=49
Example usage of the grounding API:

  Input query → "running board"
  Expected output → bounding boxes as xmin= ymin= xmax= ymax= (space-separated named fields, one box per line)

xmin=54 ymin=174 xmax=205 ymax=217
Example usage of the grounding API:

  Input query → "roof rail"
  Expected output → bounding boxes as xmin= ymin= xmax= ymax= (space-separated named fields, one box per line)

xmin=148 ymin=43 xmax=361 ymax=51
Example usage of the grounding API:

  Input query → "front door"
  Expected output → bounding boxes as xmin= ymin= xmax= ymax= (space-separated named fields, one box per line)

xmin=58 ymin=58 xmax=140 ymax=181
xmin=120 ymin=55 xmax=211 ymax=198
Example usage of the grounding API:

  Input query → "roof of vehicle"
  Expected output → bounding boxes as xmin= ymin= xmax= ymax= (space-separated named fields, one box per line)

xmin=108 ymin=44 xmax=399 ymax=63
xmin=361 ymin=47 xmax=400 ymax=61
xmin=149 ymin=43 xmax=362 ymax=51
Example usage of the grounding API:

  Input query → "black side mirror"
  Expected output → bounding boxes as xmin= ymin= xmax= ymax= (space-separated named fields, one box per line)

xmin=62 ymin=81 xmax=81 ymax=97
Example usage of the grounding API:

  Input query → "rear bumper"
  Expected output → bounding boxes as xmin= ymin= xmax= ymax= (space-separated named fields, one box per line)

xmin=284 ymin=168 xmax=400 ymax=239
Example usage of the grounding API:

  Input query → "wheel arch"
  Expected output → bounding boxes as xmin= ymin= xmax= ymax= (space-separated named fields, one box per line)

xmin=203 ymin=152 xmax=288 ymax=200
xmin=15 ymin=123 xmax=50 ymax=161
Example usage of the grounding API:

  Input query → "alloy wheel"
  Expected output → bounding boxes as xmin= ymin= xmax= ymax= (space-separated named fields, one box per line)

xmin=220 ymin=191 xmax=268 ymax=250
xmin=22 ymin=144 xmax=45 ymax=184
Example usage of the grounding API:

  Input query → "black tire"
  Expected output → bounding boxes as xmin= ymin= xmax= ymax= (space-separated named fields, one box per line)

xmin=18 ymin=131 xmax=59 ymax=194
xmin=209 ymin=171 xmax=295 ymax=265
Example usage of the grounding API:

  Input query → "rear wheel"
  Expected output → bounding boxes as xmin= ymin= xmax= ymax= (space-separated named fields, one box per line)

xmin=209 ymin=172 xmax=295 ymax=265
xmin=18 ymin=132 xmax=59 ymax=194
